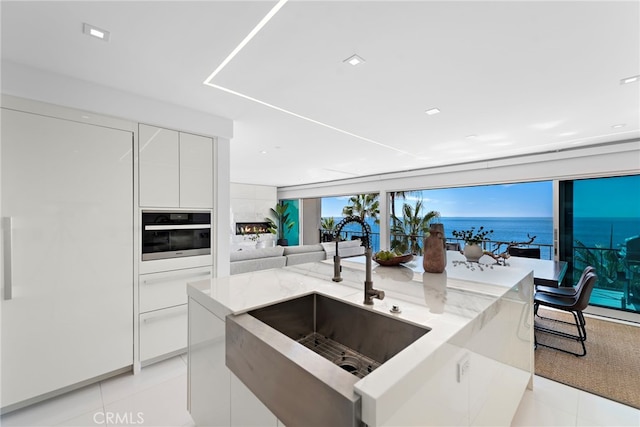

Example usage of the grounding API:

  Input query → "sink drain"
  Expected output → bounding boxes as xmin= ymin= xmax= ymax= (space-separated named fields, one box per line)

xmin=334 ymin=355 xmax=361 ymax=374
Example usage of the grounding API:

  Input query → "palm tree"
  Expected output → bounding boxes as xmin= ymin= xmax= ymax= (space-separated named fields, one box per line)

xmin=320 ymin=217 xmax=336 ymax=241
xmin=390 ymin=199 xmax=439 ymax=255
xmin=342 ymin=194 xmax=379 ymax=224
xmin=389 ymin=191 xmax=408 ymax=221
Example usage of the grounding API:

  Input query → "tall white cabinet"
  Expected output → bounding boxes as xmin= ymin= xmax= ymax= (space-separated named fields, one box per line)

xmin=137 ymin=123 xmax=215 ymax=367
xmin=1 ymin=108 xmax=134 ymax=410
xmin=139 ymin=124 xmax=213 ymax=208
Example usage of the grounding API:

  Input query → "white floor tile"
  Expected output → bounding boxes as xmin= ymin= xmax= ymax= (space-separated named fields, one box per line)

xmin=530 ymin=376 xmax=580 ymax=416
xmin=511 ymin=389 xmax=577 ymax=426
xmin=103 ymin=374 xmax=192 ymax=427
xmin=575 ymin=390 xmax=640 ymax=427
xmin=54 ymin=408 xmax=105 ymax=426
xmin=100 ymin=357 xmax=187 ymax=405
xmin=0 ymin=383 xmax=103 ymax=427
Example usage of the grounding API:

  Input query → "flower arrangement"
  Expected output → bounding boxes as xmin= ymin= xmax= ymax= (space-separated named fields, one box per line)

xmin=452 ymin=226 xmax=493 ymax=244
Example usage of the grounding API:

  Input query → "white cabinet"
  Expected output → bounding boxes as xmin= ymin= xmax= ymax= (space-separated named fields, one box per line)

xmin=188 ymin=297 xmax=231 ymax=427
xmin=139 ymin=124 xmax=213 ymax=208
xmin=1 ymin=108 xmax=134 ymax=410
xmin=139 ymin=124 xmax=180 ymax=207
xmin=179 ymin=132 xmax=213 ymax=208
xmin=139 ymin=266 xmax=211 ymax=364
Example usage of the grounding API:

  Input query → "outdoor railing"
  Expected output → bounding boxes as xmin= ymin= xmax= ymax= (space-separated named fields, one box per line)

xmin=571 ymin=244 xmax=639 ymax=313
xmin=326 ymin=229 xmax=555 ymax=260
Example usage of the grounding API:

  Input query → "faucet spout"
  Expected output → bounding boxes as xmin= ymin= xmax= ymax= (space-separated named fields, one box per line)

xmin=331 ymin=216 xmax=385 ymax=305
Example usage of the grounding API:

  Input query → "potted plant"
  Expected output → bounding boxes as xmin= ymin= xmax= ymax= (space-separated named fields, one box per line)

xmin=266 ymin=202 xmax=295 ymax=246
xmin=452 ymin=226 xmax=493 ymax=262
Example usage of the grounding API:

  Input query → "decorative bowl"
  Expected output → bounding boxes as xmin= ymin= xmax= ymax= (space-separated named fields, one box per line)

xmin=373 ymin=253 xmax=414 ymax=266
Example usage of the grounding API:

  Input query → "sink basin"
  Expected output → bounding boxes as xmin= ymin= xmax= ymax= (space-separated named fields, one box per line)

xmin=226 ymin=293 xmax=430 ymax=427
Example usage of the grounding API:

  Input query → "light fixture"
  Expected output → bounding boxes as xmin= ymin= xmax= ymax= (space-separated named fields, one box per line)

xmin=425 ymin=108 xmax=441 ymax=115
xmin=620 ymin=75 xmax=639 ymax=85
xmin=611 ymin=123 xmax=626 ymax=129
xmin=343 ymin=54 xmax=365 ymax=66
xmin=465 ymin=134 xmax=478 ymax=139
xmin=83 ymin=23 xmax=110 ymax=41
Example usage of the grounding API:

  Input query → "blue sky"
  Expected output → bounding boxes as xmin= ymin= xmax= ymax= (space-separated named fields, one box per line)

xmin=322 ymin=181 xmax=554 ymax=218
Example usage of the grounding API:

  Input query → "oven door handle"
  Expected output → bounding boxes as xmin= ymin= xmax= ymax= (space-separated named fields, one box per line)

xmin=144 ymin=224 xmax=211 ymax=231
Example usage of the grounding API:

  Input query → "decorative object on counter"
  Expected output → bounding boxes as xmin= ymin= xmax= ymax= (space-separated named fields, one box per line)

xmin=452 ymin=226 xmax=493 ymax=262
xmin=373 ymin=250 xmax=414 ymax=266
xmin=483 ymin=234 xmax=537 ymax=265
xmin=265 ymin=202 xmax=295 ymax=246
xmin=423 ymin=223 xmax=447 ymax=273
xmin=451 ymin=260 xmax=496 ymax=271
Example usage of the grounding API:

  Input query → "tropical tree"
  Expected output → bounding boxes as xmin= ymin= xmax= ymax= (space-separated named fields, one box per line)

xmin=342 ymin=194 xmax=380 ymax=224
xmin=265 ymin=202 xmax=295 ymax=243
xmin=390 ymin=199 xmax=440 ymax=255
xmin=320 ymin=217 xmax=336 ymax=241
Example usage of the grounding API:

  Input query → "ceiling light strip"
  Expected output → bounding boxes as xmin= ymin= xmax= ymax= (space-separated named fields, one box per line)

xmin=204 ymin=0 xmax=289 ymax=84
xmin=208 ymin=83 xmax=413 ymax=156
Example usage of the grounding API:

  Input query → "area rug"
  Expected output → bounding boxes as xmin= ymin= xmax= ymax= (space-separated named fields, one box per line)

xmin=534 ymin=308 xmax=640 ymax=409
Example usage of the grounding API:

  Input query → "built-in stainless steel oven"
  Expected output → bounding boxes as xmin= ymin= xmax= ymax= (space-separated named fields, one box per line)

xmin=141 ymin=211 xmax=211 ymax=261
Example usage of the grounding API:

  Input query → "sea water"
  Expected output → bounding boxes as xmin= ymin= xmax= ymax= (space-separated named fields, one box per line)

xmin=331 ymin=216 xmax=639 ymax=255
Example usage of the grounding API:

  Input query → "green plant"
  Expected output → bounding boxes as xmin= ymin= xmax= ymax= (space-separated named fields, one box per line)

xmin=265 ymin=202 xmax=294 ymax=240
xmin=321 ymin=217 xmax=336 ymax=233
xmin=390 ymin=200 xmax=439 ymax=255
xmin=342 ymin=194 xmax=380 ymax=224
xmin=452 ymin=226 xmax=493 ymax=244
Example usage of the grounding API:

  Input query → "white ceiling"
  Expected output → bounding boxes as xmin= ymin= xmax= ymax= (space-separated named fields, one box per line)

xmin=2 ymin=1 xmax=639 ymax=187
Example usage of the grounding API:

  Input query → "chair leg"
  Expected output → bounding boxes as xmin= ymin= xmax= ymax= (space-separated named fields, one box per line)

xmin=534 ymin=309 xmax=587 ymax=357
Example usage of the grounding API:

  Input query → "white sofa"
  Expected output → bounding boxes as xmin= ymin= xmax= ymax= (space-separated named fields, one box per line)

xmin=229 ymin=240 xmax=366 ymax=275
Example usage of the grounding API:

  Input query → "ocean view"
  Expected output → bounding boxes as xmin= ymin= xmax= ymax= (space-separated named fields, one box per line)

xmin=330 ymin=216 xmax=640 ymax=257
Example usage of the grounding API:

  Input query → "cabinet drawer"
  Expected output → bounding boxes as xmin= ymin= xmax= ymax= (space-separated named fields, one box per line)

xmin=140 ymin=304 xmax=188 ymax=362
xmin=139 ymin=267 xmax=211 ymax=313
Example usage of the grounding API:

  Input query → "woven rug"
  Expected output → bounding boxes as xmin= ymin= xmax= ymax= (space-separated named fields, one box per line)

xmin=534 ymin=308 xmax=640 ymax=409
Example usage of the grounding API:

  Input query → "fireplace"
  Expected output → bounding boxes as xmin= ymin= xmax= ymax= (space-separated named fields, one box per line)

xmin=236 ymin=222 xmax=271 ymax=235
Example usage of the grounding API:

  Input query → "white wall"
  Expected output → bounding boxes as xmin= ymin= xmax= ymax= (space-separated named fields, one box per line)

xmin=230 ymin=183 xmax=278 ymax=249
xmin=1 ymin=61 xmax=233 ymax=140
xmin=277 ymin=141 xmax=640 ymax=199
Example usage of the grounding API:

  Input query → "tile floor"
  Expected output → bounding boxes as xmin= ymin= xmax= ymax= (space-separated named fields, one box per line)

xmin=1 ymin=353 xmax=639 ymax=427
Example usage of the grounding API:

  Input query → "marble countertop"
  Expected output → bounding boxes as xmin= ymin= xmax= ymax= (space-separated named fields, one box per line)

xmin=187 ymin=251 xmax=535 ymax=426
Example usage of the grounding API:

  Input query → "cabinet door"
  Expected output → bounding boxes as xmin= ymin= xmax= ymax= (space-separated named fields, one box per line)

xmin=139 ymin=304 xmax=188 ymax=362
xmin=139 ymin=124 xmax=179 ymax=207
xmin=139 ymin=266 xmax=212 ymax=313
xmin=1 ymin=109 xmax=133 ymax=409
xmin=188 ymin=298 xmax=231 ymax=426
xmin=179 ymin=132 xmax=213 ymax=208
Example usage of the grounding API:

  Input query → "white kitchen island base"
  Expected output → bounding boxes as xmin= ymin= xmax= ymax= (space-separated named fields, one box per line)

xmin=187 ymin=255 xmax=534 ymax=426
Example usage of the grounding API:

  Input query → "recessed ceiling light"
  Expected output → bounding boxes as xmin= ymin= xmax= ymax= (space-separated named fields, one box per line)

xmin=83 ymin=23 xmax=110 ymax=41
xmin=260 ymin=150 xmax=268 ymax=154
xmin=465 ymin=134 xmax=478 ymax=139
xmin=343 ymin=54 xmax=365 ymax=66
xmin=425 ymin=108 xmax=441 ymax=115
xmin=611 ymin=123 xmax=626 ymax=129
xmin=620 ymin=75 xmax=639 ymax=85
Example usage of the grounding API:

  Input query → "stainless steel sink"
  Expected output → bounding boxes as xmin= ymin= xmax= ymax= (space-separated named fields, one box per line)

xmin=226 ymin=293 xmax=430 ymax=427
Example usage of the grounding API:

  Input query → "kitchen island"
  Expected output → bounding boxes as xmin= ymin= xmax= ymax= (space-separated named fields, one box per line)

xmin=187 ymin=252 xmax=534 ymax=426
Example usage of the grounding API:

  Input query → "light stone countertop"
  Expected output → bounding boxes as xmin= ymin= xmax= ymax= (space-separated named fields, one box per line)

xmin=187 ymin=251 xmax=535 ymax=426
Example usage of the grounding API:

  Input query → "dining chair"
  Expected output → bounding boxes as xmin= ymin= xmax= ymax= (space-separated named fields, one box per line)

xmin=508 ymin=246 xmax=541 ymax=259
xmin=535 ymin=265 xmax=595 ymax=297
xmin=533 ymin=271 xmax=598 ymax=357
